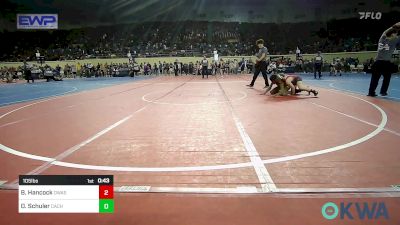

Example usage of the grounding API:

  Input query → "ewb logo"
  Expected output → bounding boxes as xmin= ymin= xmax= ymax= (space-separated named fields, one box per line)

xmin=322 ymin=202 xmax=389 ymax=220
xmin=17 ymin=14 xmax=58 ymax=29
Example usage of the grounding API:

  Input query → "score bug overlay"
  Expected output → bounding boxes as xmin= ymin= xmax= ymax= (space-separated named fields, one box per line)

xmin=18 ymin=175 xmax=114 ymax=213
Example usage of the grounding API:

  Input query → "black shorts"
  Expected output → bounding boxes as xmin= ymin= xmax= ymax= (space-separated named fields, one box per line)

xmin=291 ymin=76 xmax=302 ymax=86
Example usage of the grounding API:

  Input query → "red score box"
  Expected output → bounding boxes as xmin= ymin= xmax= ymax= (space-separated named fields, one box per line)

xmin=99 ymin=185 xmax=114 ymax=199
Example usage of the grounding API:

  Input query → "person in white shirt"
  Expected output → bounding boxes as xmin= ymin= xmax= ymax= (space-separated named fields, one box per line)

xmin=296 ymin=47 xmax=301 ymax=60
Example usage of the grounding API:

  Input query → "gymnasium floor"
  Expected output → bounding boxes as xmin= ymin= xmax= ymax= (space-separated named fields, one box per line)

xmin=0 ymin=73 xmax=399 ymax=225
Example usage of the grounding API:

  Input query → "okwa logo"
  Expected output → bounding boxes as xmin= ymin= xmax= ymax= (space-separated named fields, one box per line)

xmin=321 ymin=202 xmax=389 ymax=220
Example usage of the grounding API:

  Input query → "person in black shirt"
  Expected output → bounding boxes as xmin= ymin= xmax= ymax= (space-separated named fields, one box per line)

xmin=174 ymin=60 xmax=179 ymax=76
xmin=23 ymin=61 xmax=34 ymax=83
xmin=314 ymin=51 xmax=323 ymax=79
xmin=25 ymin=69 xmax=34 ymax=83
xmin=201 ymin=56 xmax=209 ymax=79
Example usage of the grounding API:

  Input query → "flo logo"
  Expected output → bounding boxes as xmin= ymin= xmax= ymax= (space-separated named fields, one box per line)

xmin=321 ymin=202 xmax=389 ymax=220
xmin=359 ymin=12 xmax=382 ymax=19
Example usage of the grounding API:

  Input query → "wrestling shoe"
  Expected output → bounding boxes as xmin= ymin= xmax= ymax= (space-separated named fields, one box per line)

xmin=309 ymin=89 xmax=318 ymax=96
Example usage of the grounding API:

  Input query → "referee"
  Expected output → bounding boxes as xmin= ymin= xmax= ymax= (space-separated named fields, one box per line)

xmin=368 ymin=22 xmax=400 ymax=97
xmin=201 ymin=55 xmax=209 ymax=79
xmin=314 ymin=51 xmax=323 ymax=79
xmin=247 ymin=39 xmax=269 ymax=88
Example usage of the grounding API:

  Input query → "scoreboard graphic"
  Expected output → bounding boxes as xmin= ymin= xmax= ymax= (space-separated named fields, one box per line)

xmin=18 ymin=175 xmax=114 ymax=213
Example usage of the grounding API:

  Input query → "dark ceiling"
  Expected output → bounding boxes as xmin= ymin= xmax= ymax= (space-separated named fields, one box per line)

xmin=1 ymin=0 xmax=399 ymax=29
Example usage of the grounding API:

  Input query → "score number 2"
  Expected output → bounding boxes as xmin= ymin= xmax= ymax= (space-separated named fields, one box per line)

xmin=99 ymin=185 xmax=113 ymax=199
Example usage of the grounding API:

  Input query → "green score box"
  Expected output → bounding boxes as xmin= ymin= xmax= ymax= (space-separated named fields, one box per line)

xmin=99 ymin=199 xmax=114 ymax=213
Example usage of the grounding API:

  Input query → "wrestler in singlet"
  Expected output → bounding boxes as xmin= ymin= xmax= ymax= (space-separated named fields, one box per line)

xmin=285 ymin=75 xmax=303 ymax=85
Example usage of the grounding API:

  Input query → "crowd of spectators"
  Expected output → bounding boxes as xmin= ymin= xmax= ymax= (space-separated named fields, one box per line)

xmin=1 ymin=55 xmax=379 ymax=83
xmin=0 ymin=18 xmax=384 ymax=62
xmin=3 ymin=16 xmax=396 ymax=83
